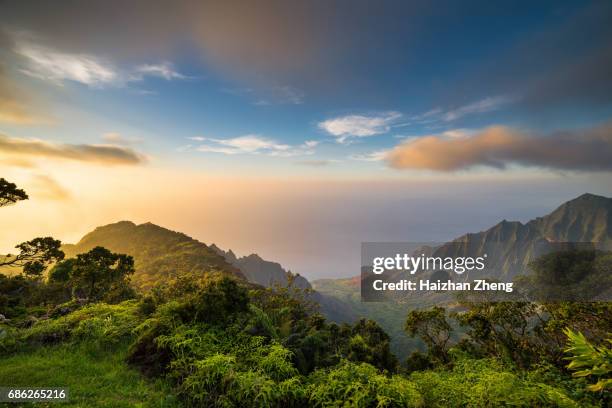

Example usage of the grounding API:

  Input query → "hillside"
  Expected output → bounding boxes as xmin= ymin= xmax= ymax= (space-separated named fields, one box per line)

xmin=62 ymin=221 xmax=357 ymax=323
xmin=63 ymin=221 xmax=244 ymax=289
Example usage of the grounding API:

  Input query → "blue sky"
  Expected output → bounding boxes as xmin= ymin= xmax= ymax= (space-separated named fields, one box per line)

xmin=2 ymin=0 xmax=611 ymax=173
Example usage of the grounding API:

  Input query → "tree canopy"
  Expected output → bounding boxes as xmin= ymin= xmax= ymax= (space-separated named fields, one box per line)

xmin=0 ymin=178 xmax=28 ymax=207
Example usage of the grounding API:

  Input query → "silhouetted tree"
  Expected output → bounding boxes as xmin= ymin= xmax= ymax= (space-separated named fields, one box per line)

xmin=0 ymin=237 xmax=64 ymax=279
xmin=0 ymin=178 xmax=28 ymax=207
xmin=0 ymin=180 xmax=64 ymax=278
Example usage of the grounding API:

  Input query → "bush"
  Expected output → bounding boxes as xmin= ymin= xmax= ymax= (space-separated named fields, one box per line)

xmin=11 ymin=301 xmax=141 ymax=348
xmin=410 ymin=356 xmax=581 ymax=407
xmin=307 ymin=360 xmax=423 ymax=407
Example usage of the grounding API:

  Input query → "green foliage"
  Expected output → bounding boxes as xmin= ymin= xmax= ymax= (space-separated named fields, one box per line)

xmin=308 ymin=360 xmax=423 ymax=407
xmin=62 ymin=221 xmax=241 ymax=289
xmin=69 ymin=246 xmax=135 ymax=302
xmin=179 ymin=349 xmax=304 ymax=407
xmin=523 ymin=249 xmax=612 ymax=301
xmin=410 ymin=356 xmax=581 ymax=407
xmin=346 ymin=318 xmax=398 ymax=372
xmin=2 ymin=300 xmax=141 ymax=350
xmin=0 ymin=342 xmax=179 ymax=407
xmin=0 ymin=237 xmax=65 ymax=278
xmin=564 ymin=328 xmax=612 ymax=392
xmin=259 ymin=344 xmax=299 ymax=381
xmin=2 ymin=245 xmax=610 ymax=407
xmin=405 ymin=306 xmax=452 ymax=365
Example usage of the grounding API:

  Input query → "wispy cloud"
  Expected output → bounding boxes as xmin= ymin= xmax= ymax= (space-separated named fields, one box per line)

xmin=0 ymin=133 xmax=146 ymax=165
xmin=228 ymin=85 xmax=305 ymax=105
xmin=30 ymin=174 xmax=71 ymax=201
xmin=102 ymin=132 xmax=144 ymax=145
xmin=409 ymin=96 xmax=516 ymax=124
xmin=319 ymin=112 xmax=402 ymax=144
xmin=189 ymin=135 xmax=317 ymax=157
xmin=294 ymin=159 xmax=336 ymax=167
xmin=15 ymin=39 xmax=118 ymax=86
xmin=133 ymin=62 xmax=186 ymax=81
xmin=441 ymin=96 xmax=515 ymax=121
xmin=13 ymin=34 xmax=187 ymax=88
xmin=385 ymin=123 xmax=612 ymax=172
xmin=350 ymin=150 xmax=390 ymax=162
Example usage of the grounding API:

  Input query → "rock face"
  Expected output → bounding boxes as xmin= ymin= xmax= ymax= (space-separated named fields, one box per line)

xmin=432 ymin=193 xmax=612 ymax=278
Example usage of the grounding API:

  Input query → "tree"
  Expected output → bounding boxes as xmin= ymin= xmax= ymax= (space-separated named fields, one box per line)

xmin=405 ymin=306 xmax=453 ymax=364
xmin=0 ymin=178 xmax=28 ymax=207
xmin=69 ymin=246 xmax=135 ymax=301
xmin=453 ymin=301 xmax=540 ymax=367
xmin=345 ymin=318 xmax=398 ymax=372
xmin=0 ymin=237 xmax=64 ymax=279
xmin=0 ymin=180 xmax=63 ymax=278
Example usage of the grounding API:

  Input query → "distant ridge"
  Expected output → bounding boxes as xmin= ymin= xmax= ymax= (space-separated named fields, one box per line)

xmin=210 ymin=244 xmax=311 ymax=289
xmin=433 ymin=193 xmax=612 ymax=278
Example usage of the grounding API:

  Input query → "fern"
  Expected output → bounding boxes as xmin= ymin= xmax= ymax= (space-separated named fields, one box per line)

xmin=564 ymin=328 xmax=612 ymax=392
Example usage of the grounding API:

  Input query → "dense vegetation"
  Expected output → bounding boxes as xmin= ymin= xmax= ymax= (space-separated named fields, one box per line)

xmin=1 ymin=178 xmax=610 ymax=407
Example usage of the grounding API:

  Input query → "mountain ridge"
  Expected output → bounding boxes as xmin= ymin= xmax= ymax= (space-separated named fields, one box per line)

xmin=434 ymin=193 xmax=612 ymax=278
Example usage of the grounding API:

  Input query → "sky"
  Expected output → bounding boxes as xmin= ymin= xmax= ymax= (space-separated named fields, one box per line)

xmin=1 ymin=0 xmax=611 ymax=279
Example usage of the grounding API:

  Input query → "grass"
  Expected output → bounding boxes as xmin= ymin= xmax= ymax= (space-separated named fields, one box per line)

xmin=0 ymin=341 xmax=180 ymax=408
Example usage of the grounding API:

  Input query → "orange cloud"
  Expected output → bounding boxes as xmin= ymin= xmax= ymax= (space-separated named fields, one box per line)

xmin=386 ymin=124 xmax=612 ymax=172
xmin=0 ymin=133 xmax=146 ymax=165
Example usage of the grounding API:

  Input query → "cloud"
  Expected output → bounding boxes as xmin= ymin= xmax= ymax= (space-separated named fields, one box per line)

xmin=319 ymin=112 xmax=402 ymax=143
xmin=12 ymin=33 xmax=187 ymax=88
xmin=303 ymin=140 xmax=319 ymax=148
xmin=187 ymin=136 xmax=206 ymax=142
xmin=350 ymin=150 xmax=390 ymax=162
xmin=385 ymin=124 xmax=612 ymax=172
xmin=102 ymin=132 xmax=143 ymax=145
xmin=441 ymin=96 xmax=515 ymax=121
xmin=133 ymin=62 xmax=186 ymax=80
xmin=408 ymin=96 xmax=515 ymax=125
xmin=15 ymin=37 xmax=119 ymax=86
xmin=318 ymin=97 xmax=509 ymax=145
xmin=228 ymin=85 xmax=305 ymax=106
xmin=192 ymin=135 xmax=316 ymax=157
xmin=294 ymin=160 xmax=333 ymax=167
xmin=0 ymin=156 xmax=36 ymax=168
xmin=0 ymin=133 xmax=145 ymax=165
xmin=259 ymin=85 xmax=305 ymax=105
xmin=30 ymin=174 xmax=71 ymax=200
xmin=0 ymin=1 xmax=347 ymax=88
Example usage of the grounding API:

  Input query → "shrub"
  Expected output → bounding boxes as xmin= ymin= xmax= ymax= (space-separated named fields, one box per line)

xmin=307 ymin=360 xmax=423 ymax=407
xmin=410 ymin=357 xmax=580 ymax=407
xmin=564 ymin=328 xmax=612 ymax=392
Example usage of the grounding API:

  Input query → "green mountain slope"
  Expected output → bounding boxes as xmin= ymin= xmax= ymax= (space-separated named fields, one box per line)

xmin=64 ymin=221 xmax=358 ymax=323
xmin=63 ymin=221 xmax=244 ymax=289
